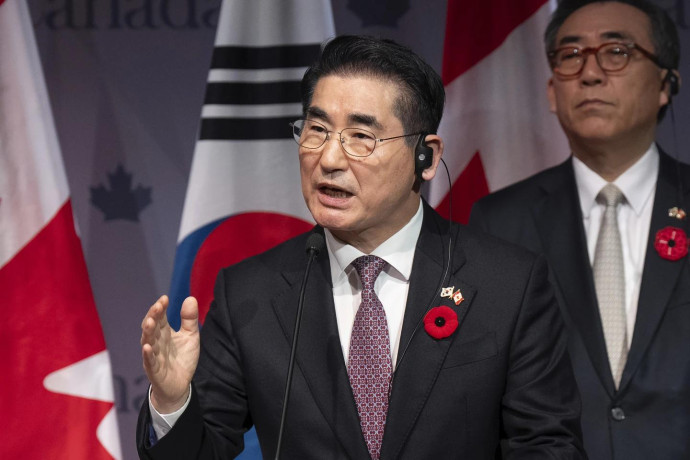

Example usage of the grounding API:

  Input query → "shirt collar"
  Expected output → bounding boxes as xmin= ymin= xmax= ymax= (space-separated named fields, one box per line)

xmin=325 ymin=200 xmax=424 ymax=282
xmin=573 ymin=143 xmax=659 ymax=218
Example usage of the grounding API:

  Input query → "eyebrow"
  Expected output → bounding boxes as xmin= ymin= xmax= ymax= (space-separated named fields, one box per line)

xmin=348 ymin=113 xmax=384 ymax=131
xmin=305 ymin=106 xmax=384 ymax=131
xmin=306 ymin=106 xmax=330 ymax=122
xmin=557 ymin=31 xmax=632 ymax=46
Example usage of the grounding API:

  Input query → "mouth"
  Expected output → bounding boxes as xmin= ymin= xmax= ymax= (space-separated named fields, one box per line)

xmin=577 ymin=98 xmax=612 ymax=108
xmin=318 ymin=184 xmax=353 ymax=199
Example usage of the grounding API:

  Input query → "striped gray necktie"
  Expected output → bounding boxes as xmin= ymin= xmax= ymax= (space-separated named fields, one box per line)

xmin=593 ymin=183 xmax=627 ymax=388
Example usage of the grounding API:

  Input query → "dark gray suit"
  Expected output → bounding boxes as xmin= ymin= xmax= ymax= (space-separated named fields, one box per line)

xmin=471 ymin=151 xmax=690 ymax=459
xmin=137 ymin=203 xmax=584 ymax=459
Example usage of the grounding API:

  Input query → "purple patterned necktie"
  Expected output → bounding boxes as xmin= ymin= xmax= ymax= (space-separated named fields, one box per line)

xmin=348 ymin=255 xmax=392 ymax=460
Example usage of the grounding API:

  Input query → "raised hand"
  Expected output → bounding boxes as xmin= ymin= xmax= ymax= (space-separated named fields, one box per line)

xmin=141 ymin=295 xmax=200 ymax=413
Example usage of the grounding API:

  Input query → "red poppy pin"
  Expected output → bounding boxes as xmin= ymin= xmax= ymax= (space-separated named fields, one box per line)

xmin=654 ymin=226 xmax=688 ymax=261
xmin=424 ymin=306 xmax=459 ymax=339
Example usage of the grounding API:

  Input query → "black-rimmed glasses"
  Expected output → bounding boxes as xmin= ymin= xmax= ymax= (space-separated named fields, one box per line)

xmin=548 ymin=42 xmax=661 ymax=76
xmin=290 ymin=119 xmax=421 ymax=158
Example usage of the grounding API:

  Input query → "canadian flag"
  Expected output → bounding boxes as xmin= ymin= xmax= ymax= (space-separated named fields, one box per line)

xmin=0 ymin=1 xmax=122 ymax=459
xmin=430 ymin=0 xmax=569 ymax=221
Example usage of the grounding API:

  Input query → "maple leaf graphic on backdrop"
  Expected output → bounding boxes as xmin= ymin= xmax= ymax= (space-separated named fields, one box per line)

xmin=90 ymin=163 xmax=152 ymax=221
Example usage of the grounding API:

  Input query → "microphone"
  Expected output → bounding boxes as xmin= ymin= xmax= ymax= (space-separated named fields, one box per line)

xmin=305 ymin=232 xmax=326 ymax=257
xmin=274 ymin=231 xmax=325 ymax=460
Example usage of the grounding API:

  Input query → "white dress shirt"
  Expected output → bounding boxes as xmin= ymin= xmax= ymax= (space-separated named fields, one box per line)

xmin=150 ymin=200 xmax=424 ymax=438
xmin=572 ymin=144 xmax=659 ymax=347
xmin=326 ymin=200 xmax=423 ymax=370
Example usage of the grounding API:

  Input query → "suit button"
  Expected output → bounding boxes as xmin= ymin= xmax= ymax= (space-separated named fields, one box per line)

xmin=611 ymin=407 xmax=625 ymax=421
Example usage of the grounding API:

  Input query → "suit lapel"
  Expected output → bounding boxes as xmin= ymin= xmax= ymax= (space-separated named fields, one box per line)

xmin=382 ymin=205 xmax=476 ymax=459
xmin=532 ymin=160 xmax=617 ymax=395
xmin=271 ymin=231 xmax=369 ymax=459
xmin=619 ymin=151 xmax=690 ymax=391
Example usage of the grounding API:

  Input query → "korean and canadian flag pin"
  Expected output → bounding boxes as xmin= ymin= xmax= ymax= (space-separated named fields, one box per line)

xmin=441 ymin=286 xmax=464 ymax=305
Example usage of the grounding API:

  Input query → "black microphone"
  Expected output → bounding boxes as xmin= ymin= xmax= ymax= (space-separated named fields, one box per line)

xmin=274 ymin=231 xmax=325 ymax=460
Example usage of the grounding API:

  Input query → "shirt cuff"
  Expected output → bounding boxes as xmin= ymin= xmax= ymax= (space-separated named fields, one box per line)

xmin=148 ymin=384 xmax=192 ymax=440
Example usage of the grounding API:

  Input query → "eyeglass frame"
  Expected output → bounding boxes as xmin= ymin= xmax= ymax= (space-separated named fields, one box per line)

xmin=289 ymin=118 xmax=423 ymax=158
xmin=547 ymin=41 xmax=662 ymax=77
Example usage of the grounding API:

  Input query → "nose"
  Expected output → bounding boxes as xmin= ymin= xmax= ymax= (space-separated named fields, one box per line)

xmin=580 ymin=52 xmax=607 ymax=86
xmin=318 ymin=131 xmax=349 ymax=172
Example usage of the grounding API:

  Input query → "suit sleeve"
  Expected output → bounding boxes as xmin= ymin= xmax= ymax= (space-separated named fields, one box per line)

xmin=135 ymin=269 xmax=251 ymax=459
xmin=502 ymin=256 xmax=587 ymax=459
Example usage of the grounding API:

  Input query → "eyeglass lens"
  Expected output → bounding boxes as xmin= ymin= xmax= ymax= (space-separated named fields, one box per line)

xmin=292 ymin=119 xmax=377 ymax=157
xmin=554 ymin=43 xmax=631 ymax=75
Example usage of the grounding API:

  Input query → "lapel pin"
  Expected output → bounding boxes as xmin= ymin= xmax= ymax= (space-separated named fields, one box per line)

xmin=668 ymin=207 xmax=687 ymax=221
xmin=424 ymin=306 xmax=459 ymax=339
xmin=441 ymin=286 xmax=455 ymax=299
xmin=654 ymin=226 xmax=688 ymax=261
xmin=452 ymin=289 xmax=464 ymax=305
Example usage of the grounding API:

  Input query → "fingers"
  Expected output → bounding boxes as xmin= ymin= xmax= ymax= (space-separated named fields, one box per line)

xmin=141 ymin=295 xmax=169 ymax=329
xmin=140 ymin=295 xmax=170 ymax=361
xmin=142 ymin=343 xmax=159 ymax=375
xmin=180 ymin=296 xmax=199 ymax=334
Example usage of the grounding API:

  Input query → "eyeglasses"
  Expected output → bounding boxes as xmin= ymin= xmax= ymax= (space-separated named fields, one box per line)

xmin=547 ymin=42 xmax=661 ymax=76
xmin=290 ymin=119 xmax=421 ymax=158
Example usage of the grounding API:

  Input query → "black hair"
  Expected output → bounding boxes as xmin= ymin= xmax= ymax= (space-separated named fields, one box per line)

xmin=300 ymin=35 xmax=445 ymax=145
xmin=545 ymin=0 xmax=679 ymax=68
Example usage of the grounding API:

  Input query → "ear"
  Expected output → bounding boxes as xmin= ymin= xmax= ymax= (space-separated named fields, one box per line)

xmin=546 ymin=77 xmax=557 ymax=113
xmin=420 ymin=134 xmax=444 ymax=182
xmin=660 ymin=68 xmax=681 ymax=106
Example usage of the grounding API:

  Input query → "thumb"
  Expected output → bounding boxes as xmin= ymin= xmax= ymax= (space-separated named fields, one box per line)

xmin=180 ymin=296 xmax=199 ymax=333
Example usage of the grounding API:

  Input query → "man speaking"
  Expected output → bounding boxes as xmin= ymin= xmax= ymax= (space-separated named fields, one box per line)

xmin=137 ymin=35 xmax=584 ymax=459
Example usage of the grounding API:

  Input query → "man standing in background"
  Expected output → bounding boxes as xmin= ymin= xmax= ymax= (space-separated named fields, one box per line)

xmin=471 ymin=1 xmax=690 ymax=458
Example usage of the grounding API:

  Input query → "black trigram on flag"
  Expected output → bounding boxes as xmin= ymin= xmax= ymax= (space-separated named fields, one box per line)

xmin=200 ymin=43 xmax=322 ymax=141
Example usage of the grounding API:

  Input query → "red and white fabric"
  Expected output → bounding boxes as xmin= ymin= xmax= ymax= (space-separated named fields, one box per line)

xmin=430 ymin=0 xmax=569 ymax=222
xmin=0 ymin=0 xmax=121 ymax=458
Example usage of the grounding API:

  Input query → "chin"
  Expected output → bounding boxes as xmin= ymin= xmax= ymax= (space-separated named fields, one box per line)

xmin=310 ymin=207 xmax=355 ymax=233
xmin=568 ymin=122 xmax=621 ymax=143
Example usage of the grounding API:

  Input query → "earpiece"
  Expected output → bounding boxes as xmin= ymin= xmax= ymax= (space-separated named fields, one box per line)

xmin=665 ymin=69 xmax=679 ymax=96
xmin=414 ymin=134 xmax=433 ymax=180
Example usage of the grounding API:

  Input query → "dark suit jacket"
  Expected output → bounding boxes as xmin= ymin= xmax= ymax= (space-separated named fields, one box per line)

xmin=470 ymin=151 xmax=690 ymax=460
xmin=137 ymin=203 xmax=585 ymax=459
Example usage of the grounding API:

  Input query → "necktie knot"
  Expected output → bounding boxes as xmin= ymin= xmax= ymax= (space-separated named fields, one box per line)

xmin=597 ymin=183 xmax=625 ymax=208
xmin=352 ymin=255 xmax=386 ymax=290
